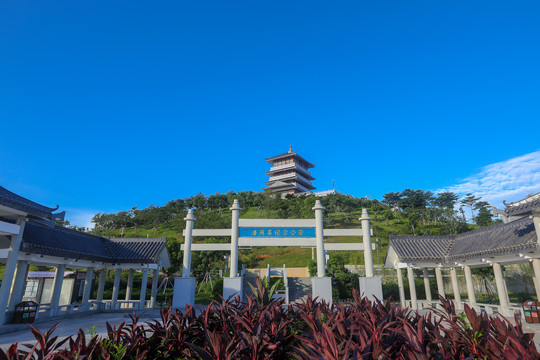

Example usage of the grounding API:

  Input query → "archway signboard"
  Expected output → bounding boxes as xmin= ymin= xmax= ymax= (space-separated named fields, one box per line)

xmin=173 ymin=199 xmax=382 ymax=308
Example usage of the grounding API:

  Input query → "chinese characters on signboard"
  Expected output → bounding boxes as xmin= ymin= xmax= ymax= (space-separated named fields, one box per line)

xmin=239 ymin=228 xmax=316 ymax=238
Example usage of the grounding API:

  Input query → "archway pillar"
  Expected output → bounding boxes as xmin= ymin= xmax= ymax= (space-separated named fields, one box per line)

xmin=173 ymin=209 xmax=197 ymax=308
xmin=311 ymin=200 xmax=332 ymax=304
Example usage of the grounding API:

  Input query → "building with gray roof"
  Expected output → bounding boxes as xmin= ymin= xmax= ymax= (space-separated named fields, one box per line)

xmin=385 ymin=192 xmax=540 ymax=317
xmin=0 ymin=186 xmax=170 ymax=325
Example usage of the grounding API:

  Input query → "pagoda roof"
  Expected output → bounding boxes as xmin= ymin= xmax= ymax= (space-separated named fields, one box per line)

xmin=21 ymin=220 xmax=169 ymax=265
xmin=263 ymin=181 xmax=301 ymax=192
xmin=266 ymin=167 xmax=315 ymax=180
xmin=264 ymin=181 xmax=296 ymax=190
xmin=266 ymin=168 xmax=315 ymax=180
xmin=0 ymin=186 xmax=59 ymax=220
xmin=265 ymin=150 xmax=315 ymax=168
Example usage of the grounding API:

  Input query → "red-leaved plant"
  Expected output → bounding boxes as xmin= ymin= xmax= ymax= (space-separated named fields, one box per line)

xmin=0 ymin=291 xmax=538 ymax=359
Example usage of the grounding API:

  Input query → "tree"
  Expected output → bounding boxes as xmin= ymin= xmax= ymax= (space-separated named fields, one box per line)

xmin=474 ymin=201 xmax=493 ymax=226
xmin=399 ymin=189 xmax=433 ymax=210
xmin=434 ymin=192 xmax=459 ymax=210
xmin=461 ymin=193 xmax=481 ymax=222
xmin=382 ymin=192 xmax=401 ymax=208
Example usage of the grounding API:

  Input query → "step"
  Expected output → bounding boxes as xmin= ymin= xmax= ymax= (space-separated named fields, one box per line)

xmin=288 ymin=277 xmax=312 ymax=303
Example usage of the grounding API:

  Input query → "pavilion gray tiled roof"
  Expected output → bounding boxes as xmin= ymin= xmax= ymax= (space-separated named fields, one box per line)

xmin=447 ymin=216 xmax=537 ymax=260
xmin=0 ymin=186 xmax=58 ymax=220
xmin=21 ymin=221 xmax=167 ymax=264
xmin=388 ymin=235 xmax=454 ymax=262
xmin=107 ymin=238 xmax=168 ymax=264
xmin=505 ymin=192 xmax=540 ymax=216
xmin=388 ymin=216 xmax=538 ymax=264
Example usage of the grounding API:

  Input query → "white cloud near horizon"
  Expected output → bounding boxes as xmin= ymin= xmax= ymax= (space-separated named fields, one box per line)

xmin=437 ymin=150 xmax=540 ymax=208
xmin=63 ymin=208 xmax=99 ymax=229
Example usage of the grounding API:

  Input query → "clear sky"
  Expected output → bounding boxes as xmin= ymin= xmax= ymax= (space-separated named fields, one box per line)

xmin=1 ymin=1 xmax=539 ymax=227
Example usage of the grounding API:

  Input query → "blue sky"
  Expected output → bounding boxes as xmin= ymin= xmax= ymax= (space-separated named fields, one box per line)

xmin=0 ymin=1 xmax=539 ymax=227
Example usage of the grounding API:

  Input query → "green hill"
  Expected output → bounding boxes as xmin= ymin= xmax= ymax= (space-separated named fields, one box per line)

xmin=88 ymin=191 xmax=491 ymax=274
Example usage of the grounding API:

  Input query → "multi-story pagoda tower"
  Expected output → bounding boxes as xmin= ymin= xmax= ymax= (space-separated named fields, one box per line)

xmin=264 ymin=146 xmax=316 ymax=197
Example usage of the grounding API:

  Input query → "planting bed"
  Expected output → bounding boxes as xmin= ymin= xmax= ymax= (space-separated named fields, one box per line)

xmin=1 ymin=291 xmax=538 ymax=359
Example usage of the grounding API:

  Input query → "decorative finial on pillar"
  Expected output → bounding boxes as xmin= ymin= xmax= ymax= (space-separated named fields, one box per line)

xmin=359 ymin=208 xmax=372 ymax=221
xmin=289 ymin=145 xmax=292 ymax=153
xmin=184 ymin=208 xmax=196 ymax=221
xmin=230 ymin=199 xmax=242 ymax=211
xmin=312 ymin=200 xmax=325 ymax=211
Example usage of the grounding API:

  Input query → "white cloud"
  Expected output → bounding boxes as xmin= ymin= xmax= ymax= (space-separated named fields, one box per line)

xmin=63 ymin=208 xmax=99 ymax=229
xmin=437 ymin=150 xmax=540 ymax=207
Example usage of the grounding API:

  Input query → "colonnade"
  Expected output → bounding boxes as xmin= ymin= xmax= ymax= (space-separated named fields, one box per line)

xmin=396 ymin=260 xmax=540 ymax=316
xmin=1 ymin=259 xmax=161 ymax=323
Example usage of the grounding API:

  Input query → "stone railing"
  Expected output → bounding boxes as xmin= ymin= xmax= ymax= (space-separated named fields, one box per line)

xmin=406 ymin=300 xmax=526 ymax=319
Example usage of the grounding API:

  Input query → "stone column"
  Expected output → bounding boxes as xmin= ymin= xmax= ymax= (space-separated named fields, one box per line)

xmin=182 ymin=209 xmax=196 ymax=277
xmin=50 ymin=264 xmax=66 ymax=317
xmin=111 ymin=269 xmax=122 ymax=310
xmin=407 ymin=266 xmax=418 ymax=310
xmin=96 ymin=269 xmax=107 ymax=304
xmin=229 ymin=200 xmax=241 ymax=277
xmin=360 ymin=208 xmax=374 ymax=277
xmin=221 ymin=200 xmax=243 ymax=301
xmin=463 ymin=265 xmax=476 ymax=307
xmin=492 ymin=262 xmax=510 ymax=313
xmin=530 ymin=259 xmax=540 ymax=300
xmin=435 ymin=267 xmax=445 ymax=298
xmin=174 ymin=208 xmax=198 ymax=307
xmin=125 ymin=269 xmax=134 ymax=301
xmin=450 ymin=267 xmax=462 ymax=309
xmin=139 ymin=268 xmax=149 ymax=310
xmin=150 ymin=268 xmax=159 ymax=308
xmin=422 ymin=268 xmax=432 ymax=302
xmin=311 ymin=200 xmax=332 ymax=303
xmin=313 ymin=200 xmax=326 ymax=277
xmin=396 ymin=267 xmax=406 ymax=307
xmin=8 ymin=261 xmax=30 ymax=313
xmin=82 ymin=268 xmax=94 ymax=311
xmin=0 ymin=218 xmax=26 ymax=324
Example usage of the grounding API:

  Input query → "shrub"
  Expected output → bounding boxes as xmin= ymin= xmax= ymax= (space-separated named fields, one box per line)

xmin=1 ymin=292 xmax=538 ymax=359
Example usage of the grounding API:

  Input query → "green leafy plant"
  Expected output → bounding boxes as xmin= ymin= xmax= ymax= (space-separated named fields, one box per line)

xmin=247 ymin=276 xmax=282 ymax=306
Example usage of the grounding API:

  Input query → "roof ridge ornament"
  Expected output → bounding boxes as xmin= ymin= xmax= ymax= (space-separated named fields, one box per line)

xmin=288 ymin=144 xmax=292 ymax=153
xmin=505 ymin=192 xmax=540 ymax=207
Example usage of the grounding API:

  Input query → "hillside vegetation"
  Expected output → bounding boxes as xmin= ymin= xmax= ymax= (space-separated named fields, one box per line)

xmin=82 ymin=190 xmax=497 ymax=277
